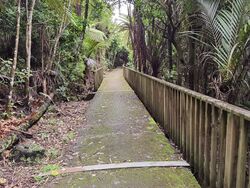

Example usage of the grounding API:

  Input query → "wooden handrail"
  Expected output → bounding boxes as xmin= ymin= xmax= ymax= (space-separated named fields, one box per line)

xmin=123 ymin=67 xmax=250 ymax=188
xmin=93 ymin=67 xmax=104 ymax=91
xmin=125 ymin=67 xmax=250 ymax=121
xmin=93 ymin=67 xmax=104 ymax=73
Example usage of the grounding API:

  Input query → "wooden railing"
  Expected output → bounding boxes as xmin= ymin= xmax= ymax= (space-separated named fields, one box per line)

xmin=93 ymin=67 xmax=104 ymax=91
xmin=124 ymin=67 xmax=250 ymax=188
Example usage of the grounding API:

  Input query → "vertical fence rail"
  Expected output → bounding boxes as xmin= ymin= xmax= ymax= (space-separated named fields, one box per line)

xmin=123 ymin=67 xmax=250 ymax=188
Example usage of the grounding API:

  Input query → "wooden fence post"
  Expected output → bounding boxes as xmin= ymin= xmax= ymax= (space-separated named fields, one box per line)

xmin=123 ymin=67 xmax=250 ymax=188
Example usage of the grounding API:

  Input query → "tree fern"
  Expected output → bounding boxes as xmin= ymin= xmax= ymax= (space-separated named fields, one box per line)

xmin=84 ymin=27 xmax=108 ymax=57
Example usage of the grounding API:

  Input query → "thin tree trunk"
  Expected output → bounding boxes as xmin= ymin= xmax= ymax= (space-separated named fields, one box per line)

xmin=42 ymin=0 xmax=70 ymax=94
xmin=134 ymin=5 xmax=147 ymax=73
xmin=167 ymin=2 xmax=173 ymax=72
xmin=80 ymin=0 xmax=89 ymax=51
xmin=188 ymin=36 xmax=195 ymax=90
xmin=47 ymin=17 xmax=67 ymax=71
xmin=25 ymin=0 xmax=36 ymax=105
xmin=6 ymin=0 xmax=21 ymax=114
xmin=128 ymin=4 xmax=137 ymax=69
xmin=41 ymin=26 xmax=47 ymax=94
xmin=81 ymin=0 xmax=90 ymax=85
xmin=188 ymin=16 xmax=196 ymax=90
xmin=168 ymin=25 xmax=173 ymax=71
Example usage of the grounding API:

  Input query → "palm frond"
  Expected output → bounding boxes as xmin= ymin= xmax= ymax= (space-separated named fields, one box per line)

xmin=85 ymin=28 xmax=107 ymax=42
xmin=197 ymin=0 xmax=247 ymax=79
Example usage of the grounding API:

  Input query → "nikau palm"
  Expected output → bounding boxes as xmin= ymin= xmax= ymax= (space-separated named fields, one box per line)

xmin=197 ymin=0 xmax=247 ymax=80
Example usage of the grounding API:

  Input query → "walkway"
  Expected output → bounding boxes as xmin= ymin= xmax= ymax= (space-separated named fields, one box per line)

xmin=48 ymin=69 xmax=199 ymax=188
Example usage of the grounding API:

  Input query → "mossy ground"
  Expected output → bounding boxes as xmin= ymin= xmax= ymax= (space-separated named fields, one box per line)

xmin=46 ymin=69 xmax=200 ymax=188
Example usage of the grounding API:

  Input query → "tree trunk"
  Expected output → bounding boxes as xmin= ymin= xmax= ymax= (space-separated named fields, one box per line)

xmin=41 ymin=26 xmax=47 ymax=94
xmin=47 ymin=10 xmax=68 ymax=71
xmin=82 ymin=0 xmax=89 ymax=43
xmin=25 ymin=0 xmax=36 ymax=106
xmin=134 ymin=5 xmax=147 ymax=73
xmin=188 ymin=35 xmax=195 ymax=90
xmin=188 ymin=15 xmax=196 ymax=90
xmin=128 ymin=4 xmax=137 ymax=69
xmin=43 ymin=1 xmax=70 ymax=94
xmin=81 ymin=0 xmax=95 ymax=92
xmin=167 ymin=2 xmax=173 ymax=72
xmin=168 ymin=25 xmax=173 ymax=71
xmin=6 ymin=0 xmax=21 ymax=114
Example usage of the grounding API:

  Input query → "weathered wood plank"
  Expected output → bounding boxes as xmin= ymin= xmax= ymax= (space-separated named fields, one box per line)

xmin=185 ymin=94 xmax=190 ymax=162
xmin=204 ymin=103 xmax=211 ymax=187
xmin=170 ymin=88 xmax=173 ymax=140
xmin=180 ymin=92 xmax=184 ymax=152
xmin=164 ymin=86 xmax=169 ymax=134
xmin=93 ymin=67 xmax=104 ymax=91
xmin=216 ymin=110 xmax=227 ymax=188
xmin=224 ymin=114 xmax=238 ymax=188
xmin=39 ymin=161 xmax=191 ymax=177
xmin=194 ymin=98 xmax=199 ymax=174
xmin=189 ymin=97 xmax=194 ymax=167
xmin=177 ymin=91 xmax=181 ymax=147
xmin=125 ymin=67 xmax=250 ymax=121
xmin=167 ymin=87 xmax=170 ymax=134
xmin=123 ymin=67 xmax=250 ymax=188
xmin=173 ymin=89 xmax=177 ymax=143
xmin=209 ymin=106 xmax=217 ymax=188
xmin=198 ymin=101 xmax=205 ymax=181
xmin=236 ymin=118 xmax=247 ymax=188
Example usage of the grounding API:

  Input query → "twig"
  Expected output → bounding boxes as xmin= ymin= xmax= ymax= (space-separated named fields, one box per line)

xmin=9 ymin=128 xmax=33 ymax=138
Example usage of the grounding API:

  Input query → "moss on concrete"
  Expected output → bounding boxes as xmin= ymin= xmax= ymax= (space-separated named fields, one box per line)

xmin=49 ymin=168 xmax=199 ymax=188
xmin=45 ymin=69 xmax=200 ymax=188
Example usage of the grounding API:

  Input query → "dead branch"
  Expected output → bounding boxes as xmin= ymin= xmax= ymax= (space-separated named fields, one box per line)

xmin=0 ymin=93 xmax=54 ymax=157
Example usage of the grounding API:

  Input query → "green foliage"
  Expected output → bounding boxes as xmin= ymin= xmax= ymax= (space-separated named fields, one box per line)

xmin=63 ymin=131 xmax=76 ymax=143
xmin=0 ymin=0 xmax=136 ymax=106
xmin=34 ymin=163 xmax=60 ymax=182
xmin=34 ymin=175 xmax=44 ymax=183
xmin=47 ymin=148 xmax=59 ymax=159
xmin=105 ymin=38 xmax=130 ymax=68
xmin=162 ymin=66 xmax=178 ymax=81
xmin=197 ymin=0 xmax=248 ymax=79
xmin=0 ymin=58 xmax=12 ymax=78
xmin=41 ymin=164 xmax=60 ymax=173
xmin=0 ymin=58 xmax=27 ymax=85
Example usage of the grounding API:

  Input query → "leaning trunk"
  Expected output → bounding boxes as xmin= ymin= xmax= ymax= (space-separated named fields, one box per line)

xmin=0 ymin=93 xmax=54 ymax=156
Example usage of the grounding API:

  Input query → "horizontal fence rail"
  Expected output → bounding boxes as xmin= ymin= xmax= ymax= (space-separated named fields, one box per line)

xmin=123 ymin=67 xmax=250 ymax=188
xmin=93 ymin=67 xmax=104 ymax=91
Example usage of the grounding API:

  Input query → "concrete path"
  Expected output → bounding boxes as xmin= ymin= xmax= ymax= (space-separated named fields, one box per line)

xmin=48 ymin=69 xmax=200 ymax=188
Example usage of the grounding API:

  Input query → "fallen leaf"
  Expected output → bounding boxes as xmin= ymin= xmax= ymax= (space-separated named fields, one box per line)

xmin=0 ymin=178 xmax=7 ymax=185
xmin=51 ymin=170 xmax=59 ymax=176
